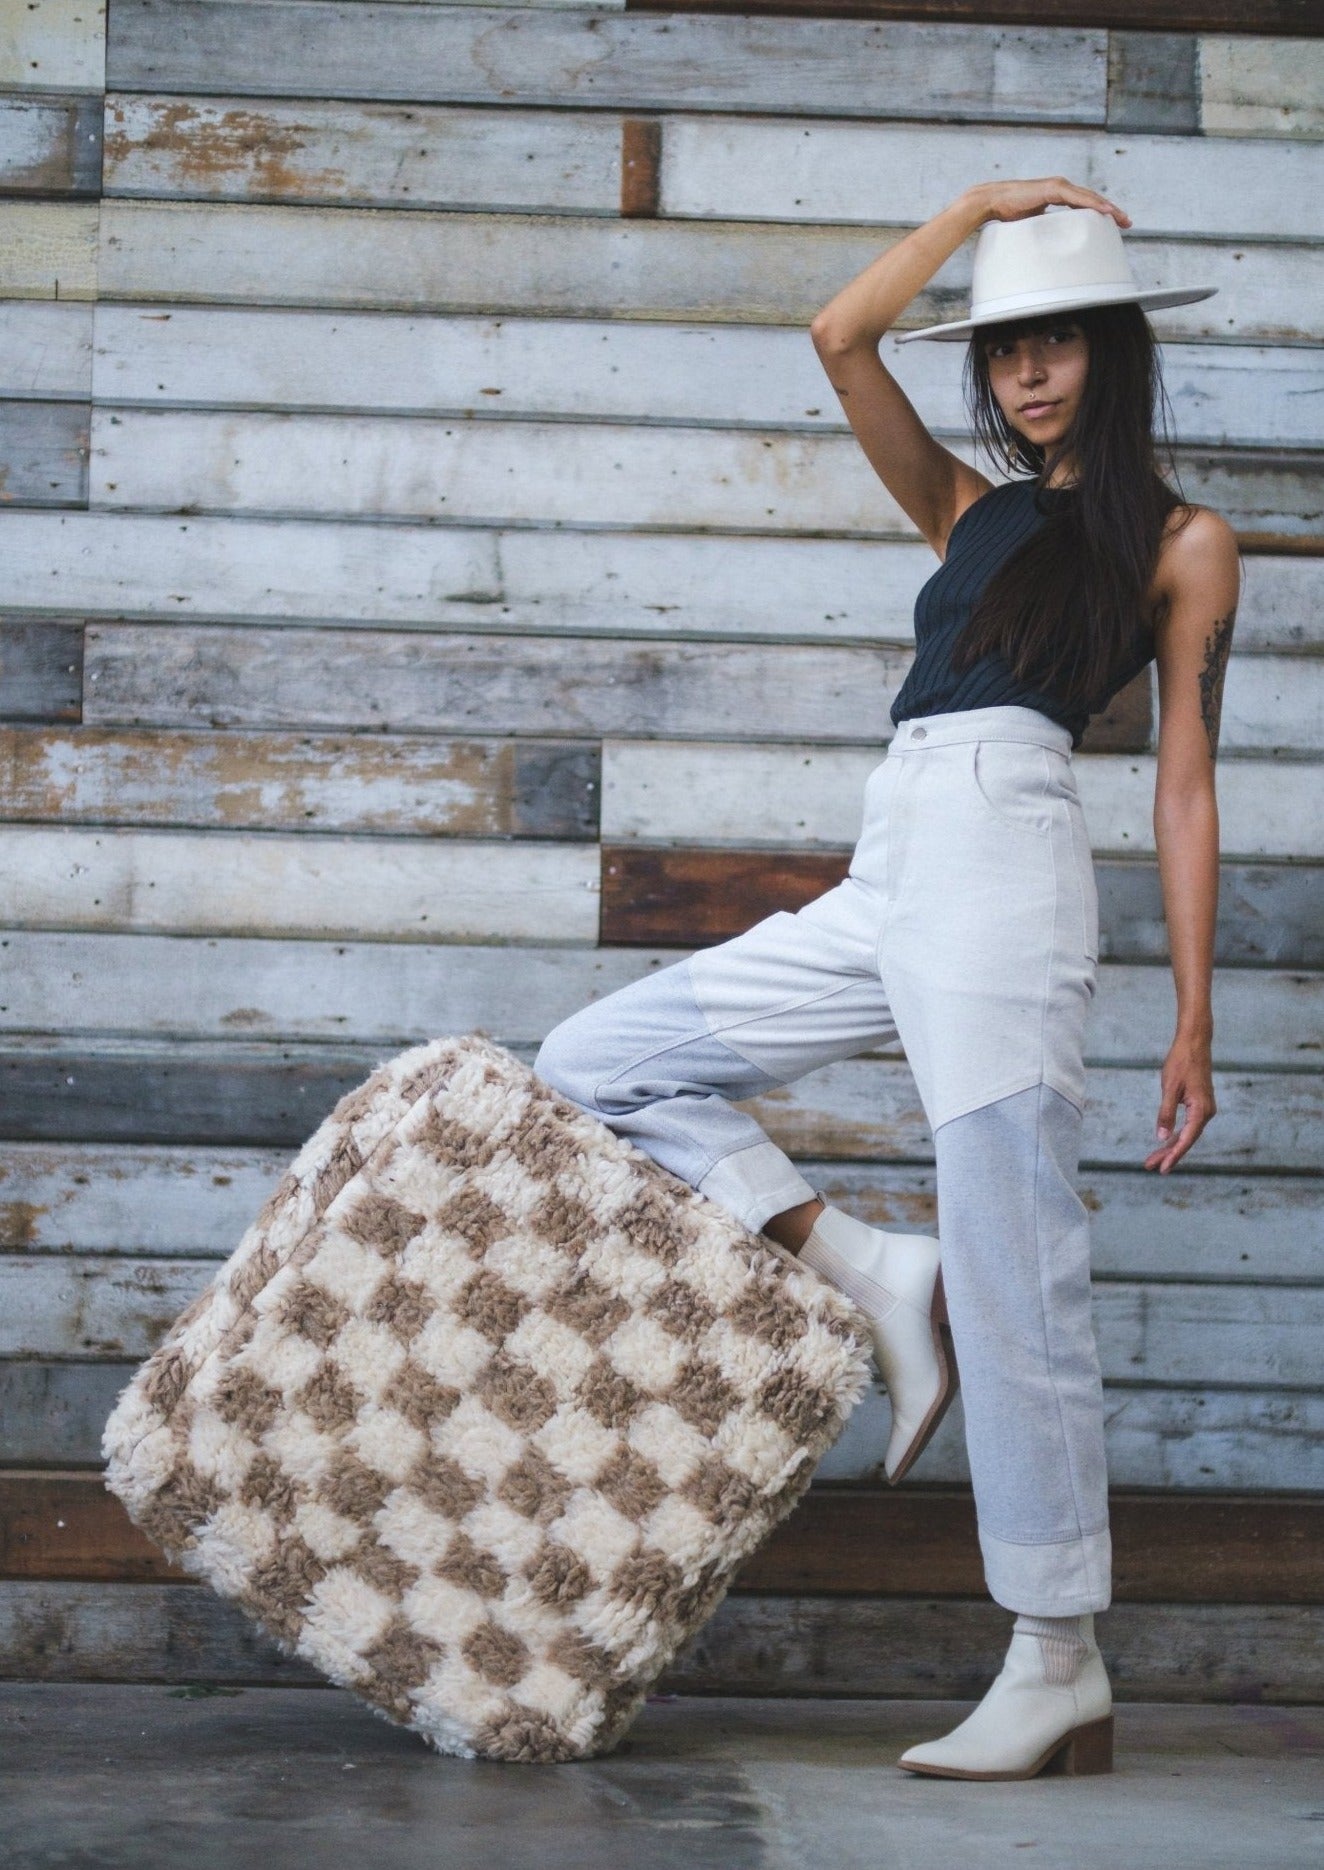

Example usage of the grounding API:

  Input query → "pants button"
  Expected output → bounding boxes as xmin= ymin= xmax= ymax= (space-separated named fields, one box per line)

xmin=912 ymin=726 xmax=927 ymax=740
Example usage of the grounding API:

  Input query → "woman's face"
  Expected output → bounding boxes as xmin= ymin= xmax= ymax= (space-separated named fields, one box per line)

xmin=982 ymin=319 xmax=1089 ymax=461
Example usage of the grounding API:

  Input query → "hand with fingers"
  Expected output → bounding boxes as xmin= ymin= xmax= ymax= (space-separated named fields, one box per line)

xmin=1143 ymin=1034 xmax=1217 ymax=1174
xmin=967 ymin=176 xmax=1132 ymax=230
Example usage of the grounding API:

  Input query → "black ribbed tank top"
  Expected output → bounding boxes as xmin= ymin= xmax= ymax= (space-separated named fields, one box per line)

xmin=889 ymin=477 xmax=1154 ymax=750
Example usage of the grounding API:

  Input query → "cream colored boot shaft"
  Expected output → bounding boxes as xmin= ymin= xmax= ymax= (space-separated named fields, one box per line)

xmin=799 ymin=1206 xmax=957 ymax=1483
xmin=898 ymin=1616 xmax=1114 ymax=1781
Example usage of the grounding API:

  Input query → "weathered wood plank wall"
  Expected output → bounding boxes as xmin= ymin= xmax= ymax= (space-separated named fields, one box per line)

xmin=1 ymin=0 xmax=1321 ymax=1694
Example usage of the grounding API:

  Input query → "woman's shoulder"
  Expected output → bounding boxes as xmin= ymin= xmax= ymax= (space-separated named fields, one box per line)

xmin=1146 ymin=502 xmax=1241 ymax=638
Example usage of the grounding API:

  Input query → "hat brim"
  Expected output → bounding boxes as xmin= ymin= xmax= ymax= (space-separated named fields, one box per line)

xmin=894 ymin=284 xmax=1219 ymax=344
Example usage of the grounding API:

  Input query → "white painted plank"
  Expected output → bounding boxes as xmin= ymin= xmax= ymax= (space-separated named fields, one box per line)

xmin=103 ymin=96 xmax=621 ymax=212
xmin=0 ymin=513 xmax=1314 ymax=652
xmin=87 ymin=409 xmax=1318 ymax=542
xmin=5 ymin=1253 xmax=1319 ymax=1385
xmin=1221 ymin=655 xmax=1324 ymax=755
xmin=0 ymin=302 xmax=92 ymax=399
xmin=90 ymin=305 xmax=1324 ymax=451
xmin=0 ymin=201 xmax=97 ymax=298
xmin=83 ymin=406 xmax=947 ymax=531
xmin=662 ymin=117 xmax=1324 ymax=239
xmin=0 ymin=0 xmax=105 ymax=92
xmin=3 ymin=930 xmax=1318 ymax=1075
xmin=8 ymin=1139 xmax=1321 ymax=1283
xmin=600 ymin=741 xmax=1324 ymax=862
xmin=106 ymin=4 xmax=1106 ymax=122
xmin=818 ymin=1383 xmax=1324 ymax=1490
xmin=0 ymin=826 xmax=600 ymax=941
xmin=0 ymin=512 xmax=503 ymax=626
xmin=0 ymin=932 xmax=652 ymax=1043
xmin=1200 ymin=36 xmax=1324 ymax=140
xmin=93 ymin=202 xmax=1313 ymax=341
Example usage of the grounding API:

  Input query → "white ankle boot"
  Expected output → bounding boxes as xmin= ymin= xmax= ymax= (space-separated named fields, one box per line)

xmin=898 ymin=1614 xmax=1114 ymax=1781
xmin=799 ymin=1201 xmax=958 ymax=1484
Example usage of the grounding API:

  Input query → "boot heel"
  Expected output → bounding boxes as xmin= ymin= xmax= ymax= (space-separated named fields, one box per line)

xmin=1049 ymin=1714 xmax=1114 ymax=1776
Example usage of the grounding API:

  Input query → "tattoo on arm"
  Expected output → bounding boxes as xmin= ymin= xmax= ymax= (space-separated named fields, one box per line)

xmin=1198 ymin=607 xmax=1236 ymax=760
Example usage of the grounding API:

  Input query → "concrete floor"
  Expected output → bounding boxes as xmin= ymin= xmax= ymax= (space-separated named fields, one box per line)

xmin=1 ymin=1686 xmax=1321 ymax=1870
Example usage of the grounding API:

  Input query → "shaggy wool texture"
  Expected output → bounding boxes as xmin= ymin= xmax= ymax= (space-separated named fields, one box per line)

xmin=102 ymin=1034 xmax=873 ymax=1762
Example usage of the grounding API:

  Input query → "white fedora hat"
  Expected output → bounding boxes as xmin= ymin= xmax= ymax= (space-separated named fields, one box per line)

xmin=895 ymin=204 xmax=1217 ymax=344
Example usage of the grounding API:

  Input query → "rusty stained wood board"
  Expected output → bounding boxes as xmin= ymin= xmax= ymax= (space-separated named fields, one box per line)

xmin=598 ymin=845 xmax=1324 ymax=966
xmin=0 ymin=723 xmax=601 ymax=838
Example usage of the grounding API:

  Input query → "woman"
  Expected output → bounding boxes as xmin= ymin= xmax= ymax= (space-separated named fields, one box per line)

xmin=534 ymin=177 xmax=1241 ymax=1780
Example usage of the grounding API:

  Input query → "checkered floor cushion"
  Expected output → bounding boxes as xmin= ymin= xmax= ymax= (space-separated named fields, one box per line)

xmin=102 ymin=1033 xmax=872 ymax=1762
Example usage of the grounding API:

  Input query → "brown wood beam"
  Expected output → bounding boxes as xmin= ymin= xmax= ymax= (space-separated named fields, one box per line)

xmin=621 ymin=118 xmax=663 ymax=218
xmin=624 ymin=1 xmax=1323 ymax=38
xmin=3 ymin=1473 xmax=1320 ymax=1603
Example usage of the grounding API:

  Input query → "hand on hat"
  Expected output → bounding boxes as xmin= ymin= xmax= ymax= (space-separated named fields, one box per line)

xmin=967 ymin=177 xmax=1131 ymax=231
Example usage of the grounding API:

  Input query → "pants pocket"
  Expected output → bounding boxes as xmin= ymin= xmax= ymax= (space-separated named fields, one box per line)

xmin=969 ymin=740 xmax=1054 ymax=840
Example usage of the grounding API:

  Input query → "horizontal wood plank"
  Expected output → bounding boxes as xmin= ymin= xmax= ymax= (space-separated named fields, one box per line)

xmin=78 ymin=626 xmax=915 ymax=740
xmin=89 ymin=306 xmax=1324 ymax=455
xmin=6 ymin=1139 xmax=1321 ymax=1283
xmin=0 ymin=935 xmax=652 ymax=1047
xmin=658 ymin=116 xmax=1324 ymax=237
xmin=8 ymin=1356 xmax=1317 ymax=1486
xmin=0 ymin=93 xmax=101 ymax=196
xmin=2 ymin=1580 xmax=1318 ymax=1699
xmin=0 ymin=621 xmax=82 ymax=721
xmin=85 ymin=411 xmax=1324 ymax=547
xmin=104 ymin=96 xmax=621 ymax=212
xmin=5 ymin=1473 xmax=1321 ymax=1603
xmin=601 ymin=741 xmax=1324 ymax=860
xmin=1200 ymin=35 xmax=1324 ymax=138
xmin=0 ymin=0 xmax=106 ymax=94
xmin=601 ymin=846 xmax=1324 ymax=965
xmin=0 ymin=726 xmax=600 ymax=838
xmin=2 ymin=925 xmax=1319 ymax=1074
xmin=106 ymin=3 xmax=1106 ymax=120
xmin=818 ymin=1382 xmax=1324 ymax=1492
xmin=0 ymin=515 xmax=1313 ymax=648
xmin=94 ymin=204 xmax=1310 ymax=340
xmin=633 ymin=5 xmax=1319 ymax=40
xmin=0 ymin=826 xmax=600 ymax=941
xmin=5 ymin=1254 xmax=1320 ymax=1385
xmin=667 ymin=1595 xmax=1324 ymax=1704
xmin=0 ymin=201 xmax=97 ymax=298
xmin=0 ymin=1038 xmax=1316 ymax=1170
xmin=0 ymin=398 xmax=88 ymax=506
xmin=0 ymin=303 xmax=91 ymax=400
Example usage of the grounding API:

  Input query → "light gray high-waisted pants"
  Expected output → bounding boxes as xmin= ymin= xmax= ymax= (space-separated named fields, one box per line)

xmin=534 ymin=703 xmax=1110 ymax=1615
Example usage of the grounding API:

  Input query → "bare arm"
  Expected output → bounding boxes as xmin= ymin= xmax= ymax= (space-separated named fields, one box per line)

xmin=1143 ymin=507 xmax=1243 ymax=1174
xmin=809 ymin=177 xmax=1131 ymax=554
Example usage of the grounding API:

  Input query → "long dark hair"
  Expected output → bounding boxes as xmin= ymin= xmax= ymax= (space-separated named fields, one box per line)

xmin=950 ymin=301 xmax=1192 ymax=715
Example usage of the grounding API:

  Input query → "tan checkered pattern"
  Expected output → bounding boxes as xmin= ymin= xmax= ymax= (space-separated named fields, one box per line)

xmin=102 ymin=1034 xmax=872 ymax=1762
